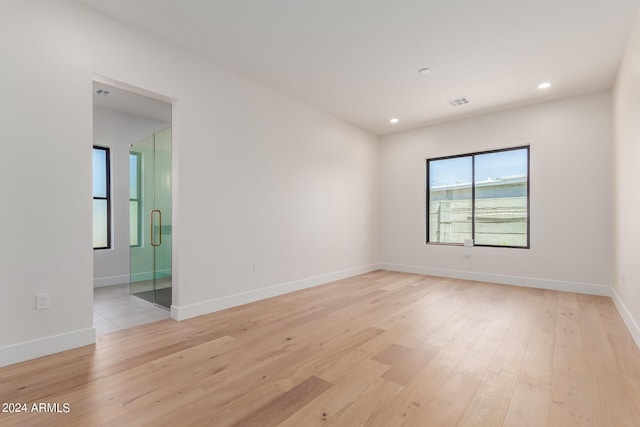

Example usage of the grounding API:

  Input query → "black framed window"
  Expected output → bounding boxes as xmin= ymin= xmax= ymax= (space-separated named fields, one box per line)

xmin=129 ymin=152 xmax=141 ymax=247
xmin=93 ymin=146 xmax=111 ymax=249
xmin=427 ymin=146 xmax=529 ymax=248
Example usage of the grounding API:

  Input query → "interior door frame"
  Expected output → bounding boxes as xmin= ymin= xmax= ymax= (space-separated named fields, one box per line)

xmin=92 ymin=74 xmax=179 ymax=319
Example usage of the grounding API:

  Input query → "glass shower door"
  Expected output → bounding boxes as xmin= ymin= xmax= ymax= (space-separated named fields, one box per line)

xmin=130 ymin=127 xmax=172 ymax=308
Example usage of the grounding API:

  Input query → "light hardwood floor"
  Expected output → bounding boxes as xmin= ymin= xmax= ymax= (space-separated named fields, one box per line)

xmin=1 ymin=270 xmax=640 ymax=426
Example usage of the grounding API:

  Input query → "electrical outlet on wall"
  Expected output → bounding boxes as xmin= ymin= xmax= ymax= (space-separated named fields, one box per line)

xmin=253 ymin=264 xmax=258 ymax=274
xmin=36 ymin=293 xmax=49 ymax=310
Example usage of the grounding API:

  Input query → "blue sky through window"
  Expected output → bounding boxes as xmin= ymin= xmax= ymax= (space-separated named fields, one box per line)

xmin=93 ymin=148 xmax=107 ymax=198
xmin=429 ymin=156 xmax=472 ymax=187
xmin=430 ymin=148 xmax=527 ymax=186
xmin=475 ymin=148 xmax=527 ymax=182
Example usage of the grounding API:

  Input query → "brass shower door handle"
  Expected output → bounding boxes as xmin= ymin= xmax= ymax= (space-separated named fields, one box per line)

xmin=150 ymin=209 xmax=162 ymax=247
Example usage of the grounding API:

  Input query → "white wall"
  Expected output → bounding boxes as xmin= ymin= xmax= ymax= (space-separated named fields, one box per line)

xmin=380 ymin=91 xmax=613 ymax=294
xmin=613 ymin=12 xmax=640 ymax=346
xmin=0 ymin=0 xmax=379 ymax=366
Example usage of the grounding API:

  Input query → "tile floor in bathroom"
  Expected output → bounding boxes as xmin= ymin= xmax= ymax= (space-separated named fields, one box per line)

xmin=93 ymin=283 xmax=170 ymax=336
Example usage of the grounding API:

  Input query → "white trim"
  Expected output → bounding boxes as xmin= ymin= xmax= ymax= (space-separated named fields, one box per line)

xmin=93 ymin=274 xmax=130 ymax=287
xmin=380 ymin=263 xmax=612 ymax=296
xmin=611 ymin=288 xmax=640 ymax=349
xmin=170 ymin=264 xmax=380 ymax=321
xmin=93 ymin=270 xmax=170 ymax=287
xmin=0 ymin=328 xmax=96 ymax=368
xmin=125 ymin=270 xmax=173 ymax=284
xmin=130 ymin=271 xmax=154 ymax=282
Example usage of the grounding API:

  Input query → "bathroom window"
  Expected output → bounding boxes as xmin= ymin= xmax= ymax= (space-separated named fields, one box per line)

xmin=130 ymin=152 xmax=141 ymax=247
xmin=93 ymin=146 xmax=111 ymax=249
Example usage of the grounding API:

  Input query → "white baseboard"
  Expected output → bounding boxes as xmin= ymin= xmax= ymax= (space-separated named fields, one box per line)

xmin=611 ymin=288 xmax=640 ymax=349
xmin=95 ymin=269 xmax=173 ymax=287
xmin=171 ymin=264 xmax=381 ymax=321
xmin=93 ymin=274 xmax=130 ymax=288
xmin=0 ymin=328 xmax=96 ymax=368
xmin=380 ymin=263 xmax=612 ymax=296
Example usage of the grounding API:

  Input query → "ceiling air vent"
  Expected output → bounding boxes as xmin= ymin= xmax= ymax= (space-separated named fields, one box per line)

xmin=448 ymin=97 xmax=469 ymax=107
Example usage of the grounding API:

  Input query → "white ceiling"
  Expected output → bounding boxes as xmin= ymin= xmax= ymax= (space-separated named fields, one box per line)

xmin=78 ymin=0 xmax=639 ymax=135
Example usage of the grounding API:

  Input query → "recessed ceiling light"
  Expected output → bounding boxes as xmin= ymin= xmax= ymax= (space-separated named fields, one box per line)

xmin=538 ymin=82 xmax=551 ymax=89
xmin=389 ymin=118 xmax=399 ymax=124
xmin=418 ymin=68 xmax=431 ymax=75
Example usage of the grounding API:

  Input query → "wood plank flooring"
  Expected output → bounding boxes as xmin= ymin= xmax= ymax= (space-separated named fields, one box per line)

xmin=1 ymin=270 xmax=640 ymax=426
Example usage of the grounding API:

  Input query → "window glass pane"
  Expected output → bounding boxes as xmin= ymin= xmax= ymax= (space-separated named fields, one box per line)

xmin=130 ymin=200 xmax=139 ymax=246
xmin=130 ymin=153 xmax=138 ymax=199
xmin=428 ymin=156 xmax=473 ymax=244
xmin=93 ymin=199 xmax=108 ymax=248
xmin=473 ymin=149 xmax=528 ymax=247
xmin=93 ymin=148 xmax=107 ymax=198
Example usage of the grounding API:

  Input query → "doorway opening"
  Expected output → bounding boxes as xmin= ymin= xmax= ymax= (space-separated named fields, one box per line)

xmin=92 ymin=80 xmax=173 ymax=335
